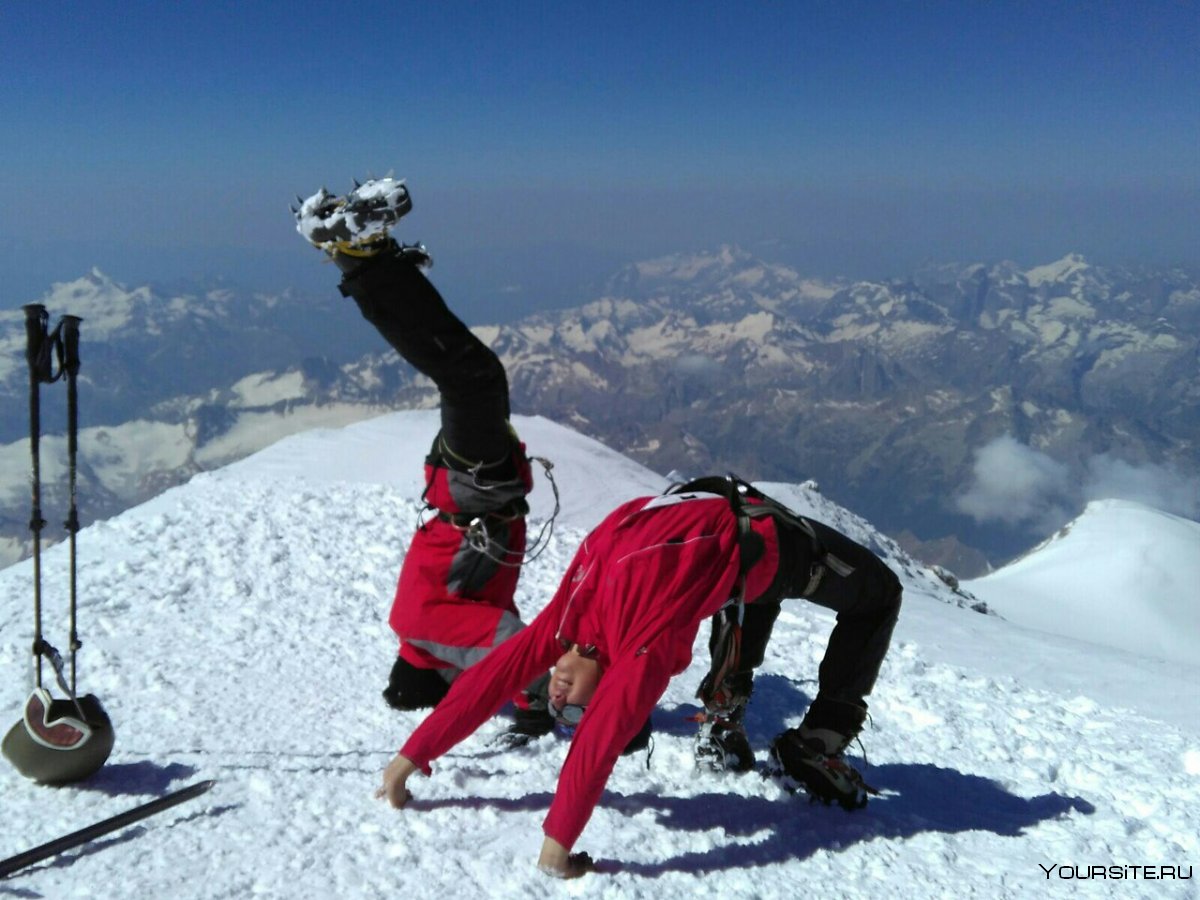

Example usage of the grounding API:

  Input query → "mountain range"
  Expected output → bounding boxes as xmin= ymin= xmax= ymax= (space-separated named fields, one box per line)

xmin=2 ymin=250 xmax=1198 ymax=573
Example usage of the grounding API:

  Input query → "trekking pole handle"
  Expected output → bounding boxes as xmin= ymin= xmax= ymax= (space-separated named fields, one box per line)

xmin=60 ymin=314 xmax=82 ymax=377
xmin=23 ymin=304 xmax=48 ymax=366
xmin=23 ymin=304 xmax=53 ymax=383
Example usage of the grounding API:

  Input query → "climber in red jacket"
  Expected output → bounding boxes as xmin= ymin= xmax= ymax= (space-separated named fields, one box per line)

xmin=376 ymin=479 xmax=902 ymax=878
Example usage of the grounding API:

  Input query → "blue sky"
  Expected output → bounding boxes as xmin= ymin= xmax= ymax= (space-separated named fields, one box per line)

xmin=2 ymin=1 xmax=1197 ymax=318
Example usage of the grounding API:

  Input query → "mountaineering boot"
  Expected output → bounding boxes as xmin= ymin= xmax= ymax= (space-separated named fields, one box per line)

xmin=293 ymin=176 xmax=431 ymax=274
xmin=694 ymin=707 xmax=754 ymax=772
xmin=329 ymin=238 xmax=432 ymax=280
xmin=693 ymin=666 xmax=756 ymax=772
xmin=294 ymin=177 xmax=412 ymax=250
xmin=767 ymin=729 xmax=877 ymax=810
xmin=767 ymin=696 xmax=877 ymax=810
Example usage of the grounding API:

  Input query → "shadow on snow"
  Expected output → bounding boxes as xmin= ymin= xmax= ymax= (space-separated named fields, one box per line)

xmin=420 ymin=672 xmax=1094 ymax=876
xmin=76 ymin=760 xmax=201 ymax=797
xmin=603 ymin=766 xmax=1094 ymax=876
xmin=413 ymin=764 xmax=1092 ymax=877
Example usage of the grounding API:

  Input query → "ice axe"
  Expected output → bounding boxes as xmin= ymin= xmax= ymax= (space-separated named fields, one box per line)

xmin=2 ymin=305 xmax=114 ymax=784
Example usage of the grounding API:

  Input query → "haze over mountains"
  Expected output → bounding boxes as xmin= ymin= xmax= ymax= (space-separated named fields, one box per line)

xmin=2 ymin=249 xmax=1198 ymax=574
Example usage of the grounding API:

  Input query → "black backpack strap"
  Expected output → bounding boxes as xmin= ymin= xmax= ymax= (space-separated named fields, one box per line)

xmin=670 ymin=472 xmax=855 ymax=599
xmin=666 ymin=473 xmax=766 ymax=575
xmin=665 ymin=474 xmax=762 ymax=711
xmin=742 ymin=499 xmax=856 ymax=597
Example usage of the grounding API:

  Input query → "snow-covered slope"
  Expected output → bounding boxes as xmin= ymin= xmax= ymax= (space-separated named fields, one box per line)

xmin=964 ymin=499 xmax=1200 ymax=666
xmin=1 ymin=413 xmax=1197 ymax=898
xmin=210 ymin=411 xmax=669 ymax=531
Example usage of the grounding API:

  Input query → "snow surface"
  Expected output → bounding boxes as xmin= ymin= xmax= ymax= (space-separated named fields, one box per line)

xmin=1 ymin=412 xmax=1198 ymax=898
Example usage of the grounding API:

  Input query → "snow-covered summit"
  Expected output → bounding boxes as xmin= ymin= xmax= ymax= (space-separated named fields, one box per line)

xmin=0 ymin=271 xmax=147 ymax=381
xmin=1 ymin=411 xmax=1197 ymax=896
xmin=33 ymin=269 xmax=161 ymax=337
xmin=601 ymin=245 xmax=843 ymax=309
xmin=210 ymin=411 xmax=670 ymax=531
xmin=964 ymin=499 xmax=1200 ymax=666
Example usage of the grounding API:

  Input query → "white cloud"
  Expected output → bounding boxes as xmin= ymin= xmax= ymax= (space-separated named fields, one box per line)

xmin=958 ymin=435 xmax=1200 ymax=533
xmin=956 ymin=435 xmax=1072 ymax=531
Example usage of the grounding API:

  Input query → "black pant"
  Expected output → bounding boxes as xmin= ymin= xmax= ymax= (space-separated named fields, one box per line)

xmin=338 ymin=253 xmax=513 ymax=468
xmin=713 ymin=516 xmax=902 ymax=708
xmin=341 ymin=252 xmax=530 ymax=707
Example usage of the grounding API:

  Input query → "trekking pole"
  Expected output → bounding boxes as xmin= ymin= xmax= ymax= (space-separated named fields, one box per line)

xmin=5 ymin=309 xmax=113 ymax=786
xmin=59 ymin=315 xmax=83 ymax=697
xmin=21 ymin=304 xmax=53 ymax=691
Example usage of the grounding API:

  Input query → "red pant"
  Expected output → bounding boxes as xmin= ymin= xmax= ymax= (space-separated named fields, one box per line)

xmin=391 ymin=513 xmax=527 ymax=673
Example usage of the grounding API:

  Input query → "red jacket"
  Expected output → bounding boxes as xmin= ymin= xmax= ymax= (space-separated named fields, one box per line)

xmin=399 ymin=491 xmax=780 ymax=849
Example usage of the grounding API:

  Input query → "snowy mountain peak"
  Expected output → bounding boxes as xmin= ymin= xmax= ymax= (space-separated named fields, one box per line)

xmin=1024 ymin=252 xmax=1092 ymax=287
xmin=632 ymin=245 xmax=757 ymax=282
xmin=966 ymin=498 xmax=1200 ymax=665
xmin=3 ymin=252 xmax=1198 ymax=583
xmin=35 ymin=269 xmax=153 ymax=337
xmin=603 ymin=245 xmax=837 ymax=308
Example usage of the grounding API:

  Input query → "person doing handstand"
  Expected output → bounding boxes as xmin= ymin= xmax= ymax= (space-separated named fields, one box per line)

xmin=295 ymin=178 xmax=550 ymax=727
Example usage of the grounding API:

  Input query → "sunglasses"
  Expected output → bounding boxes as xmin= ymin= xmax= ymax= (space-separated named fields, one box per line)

xmin=548 ymin=699 xmax=587 ymax=727
xmin=22 ymin=687 xmax=93 ymax=750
